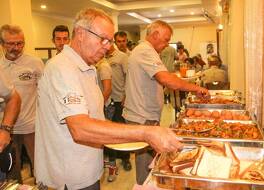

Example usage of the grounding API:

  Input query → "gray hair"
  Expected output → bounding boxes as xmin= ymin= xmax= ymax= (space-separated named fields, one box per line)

xmin=146 ymin=20 xmax=173 ymax=36
xmin=74 ymin=8 xmax=113 ymax=31
xmin=0 ymin=24 xmax=24 ymax=44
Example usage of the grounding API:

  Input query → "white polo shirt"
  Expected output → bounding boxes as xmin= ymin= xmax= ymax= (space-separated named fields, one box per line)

xmin=35 ymin=45 xmax=104 ymax=190
xmin=123 ymin=41 xmax=167 ymax=124
xmin=0 ymin=54 xmax=44 ymax=134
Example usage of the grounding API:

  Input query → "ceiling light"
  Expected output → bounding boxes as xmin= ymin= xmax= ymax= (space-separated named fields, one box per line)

xmin=169 ymin=9 xmax=175 ymax=13
xmin=40 ymin=5 xmax=47 ymax=9
xmin=126 ymin=12 xmax=152 ymax=23
xmin=158 ymin=14 xmax=162 ymax=17
xmin=218 ymin=24 xmax=224 ymax=30
xmin=190 ymin=12 xmax=195 ymax=15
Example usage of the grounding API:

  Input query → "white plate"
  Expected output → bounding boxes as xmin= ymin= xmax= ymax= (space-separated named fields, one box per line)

xmin=0 ymin=98 xmax=4 ymax=103
xmin=105 ymin=142 xmax=149 ymax=151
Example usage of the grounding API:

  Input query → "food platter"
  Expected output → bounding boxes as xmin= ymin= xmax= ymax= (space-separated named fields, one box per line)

xmin=208 ymin=90 xmax=242 ymax=97
xmin=184 ymin=95 xmax=245 ymax=109
xmin=170 ymin=119 xmax=264 ymax=147
xmin=152 ymin=144 xmax=264 ymax=190
xmin=180 ymin=108 xmax=251 ymax=121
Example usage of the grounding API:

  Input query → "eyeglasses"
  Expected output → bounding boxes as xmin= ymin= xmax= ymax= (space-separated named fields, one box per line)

xmin=81 ymin=26 xmax=114 ymax=46
xmin=3 ymin=41 xmax=24 ymax=47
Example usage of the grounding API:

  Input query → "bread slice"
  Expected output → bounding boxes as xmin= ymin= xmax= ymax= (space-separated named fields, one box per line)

xmin=158 ymin=154 xmax=173 ymax=173
xmin=198 ymin=141 xmax=225 ymax=156
xmin=240 ymin=162 xmax=264 ymax=181
xmin=224 ymin=142 xmax=240 ymax=178
xmin=191 ymin=146 xmax=206 ymax=175
xmin=239 ymin=160 xmax=254 ymax=176
xmin=170 ymin=148 xmax=199 ymax=165
xmin=196 ymin=148 xmax=232 ymax=179
xmin=172 ymin=161 xmax=194 ymax=173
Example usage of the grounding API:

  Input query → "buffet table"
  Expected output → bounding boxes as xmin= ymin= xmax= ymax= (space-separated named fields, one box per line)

xmin=140 ymin=90 xmax=264 ymax=190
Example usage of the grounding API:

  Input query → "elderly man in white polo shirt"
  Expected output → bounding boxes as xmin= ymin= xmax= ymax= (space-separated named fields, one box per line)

xmin=35 ymin=8 xmax=183 ymax=190
xmin=0 ymin=66 xmax=21 ymax=181
xmin=0 ymin=24 xmax=44 ymax=182
xmin=123 ymin=20 xmax=209 ymax=184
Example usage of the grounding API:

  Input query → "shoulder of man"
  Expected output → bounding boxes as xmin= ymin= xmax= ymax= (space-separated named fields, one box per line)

xmin=21 ymin=54 xmax=44 ymax=65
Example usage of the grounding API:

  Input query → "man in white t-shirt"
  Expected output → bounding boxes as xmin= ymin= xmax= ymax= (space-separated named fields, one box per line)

xmin=0 ymin=24 xmax=44 ymax=182
xmin=35 ymin=8 xmax=183 ymax=190
xmin=123 ymin=20 xmax=209 ymax=184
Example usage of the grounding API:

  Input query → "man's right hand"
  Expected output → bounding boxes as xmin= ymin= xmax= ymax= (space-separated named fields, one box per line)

xmin=144 ymin=127 xmax=183 ymax=153
xmin=0 ymin=130 xmax=11 ymax=153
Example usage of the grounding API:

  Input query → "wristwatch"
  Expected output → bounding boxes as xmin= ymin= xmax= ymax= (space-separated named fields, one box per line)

xmin=0 ymin=124 xmax=13 ymax=133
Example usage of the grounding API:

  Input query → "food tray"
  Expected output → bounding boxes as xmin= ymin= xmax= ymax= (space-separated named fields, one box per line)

xmin=152 ymin=146 xmax=264 ymax=190
xmin=170 ymin=119 xmax=264 ymax=146
xmin=184 ymin=95 xmax=245 ymax=109
xmin=180 ymin=108 xmax=251 ymax=121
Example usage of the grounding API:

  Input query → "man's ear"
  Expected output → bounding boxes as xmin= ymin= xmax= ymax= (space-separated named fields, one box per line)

xmin=75 ymin=27 xmax=85 ymax=41
xmin=152 ymin=31 xmax=160 ymax=40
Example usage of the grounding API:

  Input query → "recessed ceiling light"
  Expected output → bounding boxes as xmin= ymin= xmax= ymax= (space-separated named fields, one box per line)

xmin=158 ymin=14 xmax=162 ymax=17
xmin=126 ymin=12 xmax=152 ymax=23
xmin=40 ymin=5 xmax=47 ymax=9
xmin=190 ymin=11 xmax=195 ymax=15
xmin=169 ymin=9 xmax=175 ymax=13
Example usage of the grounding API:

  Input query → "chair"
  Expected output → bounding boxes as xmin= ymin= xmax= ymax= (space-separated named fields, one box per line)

xmin=205 ymin=81 xmax=230 ymax=90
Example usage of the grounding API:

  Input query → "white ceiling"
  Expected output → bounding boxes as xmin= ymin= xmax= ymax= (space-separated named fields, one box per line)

xmin=31 ymin=0 xmax=222 ymax=28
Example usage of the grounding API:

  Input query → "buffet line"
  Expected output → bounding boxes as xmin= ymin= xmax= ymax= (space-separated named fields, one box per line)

xmin=152 ymin=90 xmax=264 ymax=190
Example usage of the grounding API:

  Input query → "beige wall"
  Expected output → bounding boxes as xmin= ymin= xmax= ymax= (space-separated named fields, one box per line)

xmin=0 ymin=0 xmax=12 ymax=25
xmin=32 ymin=13 xmax=73 ymax=59
xmin=0 ymin=0 xmax=35 ymax=55
xmin=228 ymin=0 xmax=245 ymax=95
xmin=140 ymin=24 xmax=217 ymax=57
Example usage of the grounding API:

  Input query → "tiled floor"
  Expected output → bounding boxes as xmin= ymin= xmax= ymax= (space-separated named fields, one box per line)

xmin=21 ymin=103 xmax=176 ymax=189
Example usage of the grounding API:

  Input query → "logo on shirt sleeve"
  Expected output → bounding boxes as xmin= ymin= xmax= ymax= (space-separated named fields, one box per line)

xmin=63 ymin=93 xmax=84 ymax=105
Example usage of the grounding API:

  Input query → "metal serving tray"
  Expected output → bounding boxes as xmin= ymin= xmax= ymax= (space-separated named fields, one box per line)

xmin=179 ymin=108 xmax=251 ymax=121
xmin=170 ymin=119 xmax=264 ymax=146
xmin=152 ymin=146 xmax=264 ymax=190
xmin=208 ymin=90 xmax=242 ymax=97
xmin=184 ymin=95 xmax=245 ymax=109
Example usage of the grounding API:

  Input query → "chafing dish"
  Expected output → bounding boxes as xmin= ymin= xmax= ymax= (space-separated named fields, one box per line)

xmin=179 ymin=108 xmax=251 ymax=121
xmin=170 ymin=119 xmax=264 ymax=147
xmin=208 ymin=90 xmax=242 ymax=97
xmin=184 ymin=95 xmax=245 ymax=109
xmin=152 ymin=145 xmax=264 ymax=190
